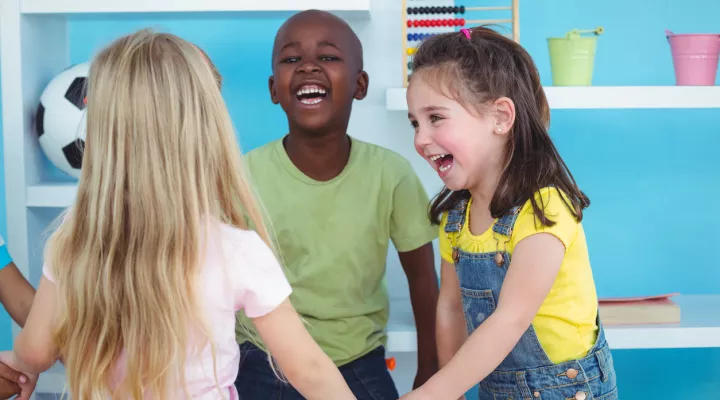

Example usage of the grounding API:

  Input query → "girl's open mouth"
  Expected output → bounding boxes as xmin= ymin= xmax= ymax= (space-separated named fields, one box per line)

xmin=430 ymin=153 xmax=454 ymax=174
xmin=296 ymin=85 xmax=328 ymax=105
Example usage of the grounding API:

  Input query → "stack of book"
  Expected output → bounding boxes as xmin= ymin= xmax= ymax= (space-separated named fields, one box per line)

xmin=598 ymin=293 xmax=681 ymax=325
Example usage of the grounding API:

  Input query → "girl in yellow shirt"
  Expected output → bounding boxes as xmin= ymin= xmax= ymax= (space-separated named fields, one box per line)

xmin=401 ymin=27 xmax=618 ymax=400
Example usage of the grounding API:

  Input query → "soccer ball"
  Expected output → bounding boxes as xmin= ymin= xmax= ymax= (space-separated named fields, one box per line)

xmin=35 ymin=62 xmax=89 ymax=179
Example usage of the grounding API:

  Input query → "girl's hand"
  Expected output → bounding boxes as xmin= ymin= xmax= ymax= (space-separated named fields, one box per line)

xmin=0 ymin=351 xmax=38 ymax=400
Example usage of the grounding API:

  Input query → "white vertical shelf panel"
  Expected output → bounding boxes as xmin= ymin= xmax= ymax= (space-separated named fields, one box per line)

xmin=21 ymin=0 xmax=371 ymax=16
xmin=2 ymin=0 xmax=70 ymax=350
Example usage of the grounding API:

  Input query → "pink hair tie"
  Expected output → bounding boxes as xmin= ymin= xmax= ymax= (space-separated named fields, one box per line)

xmin=460 ymin=28 xmax=471 ymax=39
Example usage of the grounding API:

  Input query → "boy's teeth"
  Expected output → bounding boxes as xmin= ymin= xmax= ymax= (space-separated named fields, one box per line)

xmin=300 ymin=98 xmax=323 ymax=105
xmin=439 ymin=164 xmax=451 ymax=172
xmin=296 ymin=85 xmax=327 ymax=96
xmin=430 ymin=154 xmax=447 ymax=161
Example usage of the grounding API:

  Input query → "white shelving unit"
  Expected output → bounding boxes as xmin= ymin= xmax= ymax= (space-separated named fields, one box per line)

xmin=2 ymin=0 xmax=719 ymax=397
xmin=0 ymin=0 xmax=372 ymax=397
xmin=386 ymin=86 xmax=720 ymax=110
xmin=21 ymin=0 xmax=371 ymax=17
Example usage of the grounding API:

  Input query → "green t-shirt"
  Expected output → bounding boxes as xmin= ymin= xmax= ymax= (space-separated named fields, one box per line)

xmin=236 ymin=136 xmax=437 ymax=366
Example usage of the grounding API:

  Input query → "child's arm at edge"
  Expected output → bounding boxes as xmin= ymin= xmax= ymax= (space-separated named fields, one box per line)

xmin=252 ymin=298 xmax=356 ymax=400
xmin=435 ymin=258 xmax=467 ymax=399
xmin=398 ymin=243 xmax=439 ymax=389
xmin=12 ymin=276 xmax=60 ymax=374
xmin=0 ymin=261 xmax=36 ymax=328
xmin=415 ymin=232 xmax=564 ymax=399
xmin=0 ymin=276 xmax=60 ymax=399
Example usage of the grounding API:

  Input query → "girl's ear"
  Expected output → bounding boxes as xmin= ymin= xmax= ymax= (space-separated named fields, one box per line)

xmin=493 ymin=96 xmax=515 ymax=135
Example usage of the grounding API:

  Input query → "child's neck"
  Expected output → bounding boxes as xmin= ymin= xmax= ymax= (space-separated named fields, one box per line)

xmin=283 ymin=130 xmax=351 ymax=182
xmin=467 ymin=175 xmax=501 ymax=233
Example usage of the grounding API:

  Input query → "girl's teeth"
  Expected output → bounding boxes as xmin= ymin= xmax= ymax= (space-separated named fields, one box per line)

xmin=439 ymin=164 xmax=451 ymax=172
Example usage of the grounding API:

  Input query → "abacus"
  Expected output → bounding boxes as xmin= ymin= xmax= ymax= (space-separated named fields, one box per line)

xmin=401 ymin=0 xmax=520 ymax=87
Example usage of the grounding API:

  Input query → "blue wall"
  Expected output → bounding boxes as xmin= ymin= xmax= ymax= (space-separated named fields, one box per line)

xmin=1 ymin=0 xmax=719 ymax=397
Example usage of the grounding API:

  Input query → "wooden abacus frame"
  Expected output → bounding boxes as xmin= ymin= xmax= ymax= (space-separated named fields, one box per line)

xmin=401 ymin=0 xmax=520 ymax=87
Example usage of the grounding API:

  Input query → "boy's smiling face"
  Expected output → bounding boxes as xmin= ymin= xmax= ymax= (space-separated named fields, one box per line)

xmin=269 ymin=11 xmax=368 ymax=134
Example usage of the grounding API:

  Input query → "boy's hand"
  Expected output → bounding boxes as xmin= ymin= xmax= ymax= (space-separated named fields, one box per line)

xmin=0 ymin=353 xmax=37 ymax=400
xmin=413 ymin=367 xmax=435 ymax=390
xmin=0 ymin=361 xmax=28 ymax=399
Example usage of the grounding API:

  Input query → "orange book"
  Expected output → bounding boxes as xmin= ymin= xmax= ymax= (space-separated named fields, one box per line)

xmin=598 ymin=293 xmax=681 ymax=326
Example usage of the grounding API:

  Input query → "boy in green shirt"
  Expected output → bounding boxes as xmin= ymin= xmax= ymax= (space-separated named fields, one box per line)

xmin=234 ymin=9 xmax=439 ymax=399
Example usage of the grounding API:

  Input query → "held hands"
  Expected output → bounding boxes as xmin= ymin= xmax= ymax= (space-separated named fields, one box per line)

xmin=0 ymin=362 xmax=23 ymax=400
xmin=0 ymin=352 xmax=38 ymax=400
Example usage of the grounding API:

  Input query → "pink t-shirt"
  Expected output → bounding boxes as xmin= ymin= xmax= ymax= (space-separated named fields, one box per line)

xmin=43 ymin=222 xmax=292 ymax=399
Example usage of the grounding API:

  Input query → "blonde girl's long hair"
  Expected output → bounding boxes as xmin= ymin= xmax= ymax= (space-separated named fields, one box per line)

xmin=45 ymin=29 xmax=272 ymax=399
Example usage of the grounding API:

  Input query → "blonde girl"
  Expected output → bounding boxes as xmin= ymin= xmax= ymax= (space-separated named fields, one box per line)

xmin=0 ymin=29 xmax=355 ymax=400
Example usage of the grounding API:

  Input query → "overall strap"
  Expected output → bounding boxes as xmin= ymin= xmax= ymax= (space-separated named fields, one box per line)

xmin=443 ymin=198 xmax=469 ymax=263
xmin=444 ymin=198 xmax=469 ymax=234
xmin=492 ymin=206 xmax=522 ymax=237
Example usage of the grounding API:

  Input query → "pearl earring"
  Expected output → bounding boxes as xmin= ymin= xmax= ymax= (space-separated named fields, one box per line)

xmin=496 ymin=127 xmax=502 ymax=133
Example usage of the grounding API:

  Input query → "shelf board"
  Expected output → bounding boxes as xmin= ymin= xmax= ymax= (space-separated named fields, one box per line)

xmin=387 ymin=294 xmax=720 ymax=352
xmin=27 ymin=183 xmax=77 ymax=208
xmin=20 ymin=0 xmax=371 ymax=17
xmin=386 ymin=86 xmax=720 ymax=110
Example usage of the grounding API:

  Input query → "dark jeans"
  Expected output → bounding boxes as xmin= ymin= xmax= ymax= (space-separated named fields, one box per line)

xmin=234 ymin=342 xmax=400 ymax=400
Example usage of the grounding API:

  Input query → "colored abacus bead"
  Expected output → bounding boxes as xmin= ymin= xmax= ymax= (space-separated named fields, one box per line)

xmin=406 ymin=19 xmax=465 ymax=28
xmin=407 ymin=47 xmax=417 ymax=55
xmin=406 ymin=5 xmax=468 ymax=15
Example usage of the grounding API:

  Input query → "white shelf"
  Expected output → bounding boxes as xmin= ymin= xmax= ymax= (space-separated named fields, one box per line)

xmin=387 ymin=295 xmax=720 ymax=352
xmin=21 ymin=0 xmax=371 ymax=17
xmin=26 ymin=183 xmax=77 ymax=208
xmin=386 ymin=86 xmax=720 ymax=110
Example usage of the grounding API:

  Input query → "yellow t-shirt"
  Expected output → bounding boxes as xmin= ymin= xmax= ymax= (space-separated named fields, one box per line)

xmin=439 ymin=187 xmax=599 ymax=364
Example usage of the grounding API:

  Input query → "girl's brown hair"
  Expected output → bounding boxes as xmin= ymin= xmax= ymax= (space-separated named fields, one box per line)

xmin=412 ymin=26 xmax=590 ymax=227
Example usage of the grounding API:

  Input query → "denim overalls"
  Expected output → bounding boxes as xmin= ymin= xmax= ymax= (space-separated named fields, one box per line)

xmin=445 ymin=199 xmax=618 ymax=400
